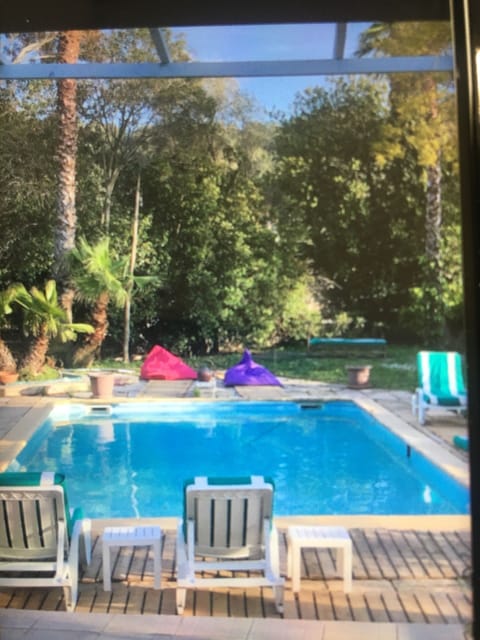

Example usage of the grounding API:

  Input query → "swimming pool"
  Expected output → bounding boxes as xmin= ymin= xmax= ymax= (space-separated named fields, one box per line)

xmin=8 ymin=401 xmax=469 ymax=518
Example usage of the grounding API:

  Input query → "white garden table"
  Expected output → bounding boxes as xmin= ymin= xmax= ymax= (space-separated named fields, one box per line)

xmin=102 ymin=525 xmax=163 ymax=591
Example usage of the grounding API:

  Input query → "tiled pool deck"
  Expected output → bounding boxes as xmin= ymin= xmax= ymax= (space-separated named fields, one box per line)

xmin=0 ymin=375 xmax=471 ymax=639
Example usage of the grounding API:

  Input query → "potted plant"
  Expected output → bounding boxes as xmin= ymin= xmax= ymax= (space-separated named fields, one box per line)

xmin=346 ymin=364 xmax=372 ymax=389
xmin=0 ymin=371 xmax=19 ymax=385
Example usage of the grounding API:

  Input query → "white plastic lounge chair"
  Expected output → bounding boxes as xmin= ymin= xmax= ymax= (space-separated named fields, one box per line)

xmin=0 ymin=471 xmax=91 ymax=611
xmin=176 ymin=476 xmax=284 ymax=614
xmin=411 ymin=351 xmax=467 ymax=425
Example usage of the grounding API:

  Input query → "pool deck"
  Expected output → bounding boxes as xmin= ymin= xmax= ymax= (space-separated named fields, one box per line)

xmin=0 ymin=375 xmax=471 ymax=639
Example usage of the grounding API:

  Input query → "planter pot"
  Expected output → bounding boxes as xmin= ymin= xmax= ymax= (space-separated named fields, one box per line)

xmin=89 ymin=373 xmax=115 ymax=398
xmin=0 ymin=371 xmax=19 ymax=385
xmin=346 ymin=365 xmax=372 ymax=389
xmin=197 ymin=366 xmax=214 ymax=382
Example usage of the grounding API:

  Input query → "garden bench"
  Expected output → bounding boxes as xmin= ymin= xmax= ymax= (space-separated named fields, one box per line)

xmin=306 ymin=337 xmax=387 ymax=357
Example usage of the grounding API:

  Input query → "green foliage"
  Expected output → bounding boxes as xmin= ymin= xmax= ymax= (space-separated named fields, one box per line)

xmin=15 ymin=280 xmax=93 ymax=342
xmin=271 ymin=78 xmax=426 ymax=334
xmin=355 ymin=20 xmax=461 ymax=345
xmin=0 ymin=96 xmax=56 ymax=286
xmin=69 ymin=237 xmax=130 ymax=308
xmin=0 ymin=26 xmax=465 ymax=354
xmin=276 ymin=276 xmax=322 ymax=343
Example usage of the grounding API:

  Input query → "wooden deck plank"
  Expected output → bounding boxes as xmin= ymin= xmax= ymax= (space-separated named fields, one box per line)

xmin=211 ymin=590 xmax=229 ymax=617
xmin=282 ymin=587 xmax=299 ymax=619
xmin=159 ymin=586 xmax=177 ymax=616
xmin=432 ymin=591 xmax=467 ymax=624
xmin=228 ymin=591 xmax=246 ymax=617
xmin=0 ymin=526 xmax=472 ymax=627
xmin=128 ymin=545 xmax=149 ymax=583
xmin=402 ymin=530 xmax=437 ymax=578
xmin=351 ymin=530 xmax=383 ymax=579
xmin=380 ymin=591 xmax=408 ymax=623
xmin=142 ymin=587 xmax=161 ymax=615
xmin=447 ymin=591 xmax=472 ymax=624
xmin=296 ymin=587 xmax=317 ymax=620
xmin=389 ymin=531 xmax=423 ymax=578
xmin=379 ymin=529 xmax=412 ymax=580
xmin=23 ymin=589 xmax=49 ymax=612
xmin=414 ymin=592 xmax=445 ymax=624
xmin=441 ymin=532 xmax=472 ymax=576
xmin=413 ymin=531 xmax=447 ymax=578
xmin=7 ymin=589 xmax=32 ymax=611
xmin=245 ymin=588 xmax=264 ymax=618
xmin=108 ymin=583 xmax=129 ymax=614
xmin=330 ymin=591 xmax=353 ymax=621
xmin=91 ymin=584 xmax=112 ymax=613
xmin=363 ymin=529 xmax=398 ymax=580
xmin=363 ymin=592 xmax=390 ymax=622
xmin=303 ymin=548 xmax=326 ymax=579
xmin=381 ymin=530 xmax=414 ymax=579
xmin=193 ymin=589 xmax=211 ymax=616
xmin=312 ymin=589 xmax=333 ymax=620
xmin=347 ymin=592 xmax=371 ymax=621
xmin=75 ymin=583 xmax=96 ymax=612
xmin=397 ymin=592 xmax=428 ymax=623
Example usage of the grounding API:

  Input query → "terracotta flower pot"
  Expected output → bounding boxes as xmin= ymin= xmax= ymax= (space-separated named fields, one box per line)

xmin=346 ymin=365 xmax=372 ymax=389
xmin=89 ymin=373 xmax=115 ymax=398
xmin=0 ymin=371 xmax=19 ymax=385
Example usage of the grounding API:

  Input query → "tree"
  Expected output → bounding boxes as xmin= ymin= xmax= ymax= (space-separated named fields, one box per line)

xmin=0 ymin=285 xmax=22 ymax=372
xmin=0 ymin=86 xmax=57 ymax=287
xmin=53 ymin=31 xmax=83 ymax=318
xmin=357 ymin=21 xmax=459 ymax=342
xmin=271 ymin=79 xmax=421 ymax=334
xmin=142 ymin=84 xmax=293 ymax=353
xmin=123 ymin=173 xmax=141 ymax=362
xmin=69 ymin=237 xmax=153 ymax=365
xmin=78 ymin=28 xmax=191 ymax=235
xmin=15 ymin=280 xmax=92 ymax=376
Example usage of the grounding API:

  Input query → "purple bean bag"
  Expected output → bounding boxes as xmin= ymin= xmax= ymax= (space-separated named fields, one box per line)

xmin=224 ymin=349 xmax=282 ymax=386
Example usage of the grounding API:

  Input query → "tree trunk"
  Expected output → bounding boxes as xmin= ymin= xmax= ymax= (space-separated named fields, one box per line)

xmin=425 ymin=159 xmax=442 ymax=268
xmin=0 ymin=338 xmax=17 ymax=372
xmin=123 ymin=173 xmax=141 ymax=363
xmin=73 ymin=292 xmax=110 ymax=367
xmin=101 ymin=172 xmax=118 ymax=234
xmin=21 ymin=331 xmax=49 ymax=376
xmin=53 ymin=31 xmax=81 ymax=320
xmin=424 ymin=155 xmax=445 ymax=343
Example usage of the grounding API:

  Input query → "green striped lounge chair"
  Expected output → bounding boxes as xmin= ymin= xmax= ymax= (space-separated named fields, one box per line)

xmin=412 ymin=351 xmax=467 ymax=425
xmin=0 ymin=471 xmax=91 ymax=611
xmin=176 ymin=476 xmax=284 ymax=614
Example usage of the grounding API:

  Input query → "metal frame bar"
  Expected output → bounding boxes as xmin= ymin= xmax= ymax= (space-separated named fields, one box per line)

xmin=333 ymin=23 xmax=348 ymax=59
xmin=0 ymin=56 xmax=453 ymax=80
xmin=149 ymin=28 xmax=171 ymax=64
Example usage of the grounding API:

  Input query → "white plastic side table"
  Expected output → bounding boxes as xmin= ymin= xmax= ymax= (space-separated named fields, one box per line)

xmin=102 ymin=525 xmax=163 ymax=591
xmin=286 ymin=525 xmax=352 ymax=593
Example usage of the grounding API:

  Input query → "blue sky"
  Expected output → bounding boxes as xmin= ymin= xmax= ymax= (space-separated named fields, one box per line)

xmin=172 ymin=23 xmax=373 ymax=116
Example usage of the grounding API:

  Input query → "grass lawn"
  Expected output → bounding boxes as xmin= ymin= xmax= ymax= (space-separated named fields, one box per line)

xmin=99 ymin=344 xmax=420 ymax=392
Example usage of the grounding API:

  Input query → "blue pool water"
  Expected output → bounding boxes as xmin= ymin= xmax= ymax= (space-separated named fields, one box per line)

xmin=9 ymin=401 xmax=469 ymax=518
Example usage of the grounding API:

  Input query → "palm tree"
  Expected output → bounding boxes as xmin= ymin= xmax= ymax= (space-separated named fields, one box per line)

xmin=0 ymin=285 xmax=22 ymax=372
xmin=69 ymin=237 xmax=131 ymax=367
xmin=70 ymin=236 xmax=155 ymax=367
xmin=54 ymin=31 xmax=83 ymax=319
xmin=16 ymin=280 xmax=92 ymax=376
